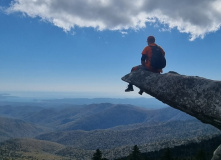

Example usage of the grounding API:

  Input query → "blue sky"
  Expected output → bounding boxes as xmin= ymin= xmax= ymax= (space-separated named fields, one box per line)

xmin=0 ymin=0 xmax=221 ymax=98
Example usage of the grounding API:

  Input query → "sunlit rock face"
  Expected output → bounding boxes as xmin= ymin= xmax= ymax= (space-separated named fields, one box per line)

xmin=122 ymin=70 xmax=221 ymax=160
xmin=122 ymin=70 xmax=221 ymax=130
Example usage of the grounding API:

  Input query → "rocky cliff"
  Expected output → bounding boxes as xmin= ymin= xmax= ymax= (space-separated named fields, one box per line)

xmin=122 ymin=70 xmax=221 ymax=160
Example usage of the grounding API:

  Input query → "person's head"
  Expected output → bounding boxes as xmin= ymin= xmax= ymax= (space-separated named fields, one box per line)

xmin=147 ymin=36 xmax=155 ymax=44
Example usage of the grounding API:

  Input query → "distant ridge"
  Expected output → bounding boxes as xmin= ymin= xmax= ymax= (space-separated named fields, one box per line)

xmin=0 ymin=117 xmax=50 ymax=142
xmin=41 ymin=97 xmax=167 ymax=109
xmin=0 ymin=95 xmax=167 ymax=109
xmin=2 ymin=103 xmax=195 ymax=131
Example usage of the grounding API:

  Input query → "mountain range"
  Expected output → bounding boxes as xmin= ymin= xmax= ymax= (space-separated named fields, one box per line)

xmin=0 ymin=102 xmax=193 ymax=131
xmin=0 ymin=99 xmax=220 ymax=159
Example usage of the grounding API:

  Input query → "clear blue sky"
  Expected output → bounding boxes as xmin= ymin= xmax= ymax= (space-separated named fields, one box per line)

xmin=0 ymin=0 xmax=221 ymax=98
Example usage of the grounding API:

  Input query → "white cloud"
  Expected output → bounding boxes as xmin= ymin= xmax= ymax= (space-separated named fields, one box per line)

xmin=6 ymin=0 xmax=221 ymax=40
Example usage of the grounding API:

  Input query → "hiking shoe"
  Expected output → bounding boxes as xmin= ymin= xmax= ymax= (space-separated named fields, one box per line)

xmin=125 ymin=85 xmax=134 ymax=92
xmin=138 ymin=90 xmax=143 ymax=95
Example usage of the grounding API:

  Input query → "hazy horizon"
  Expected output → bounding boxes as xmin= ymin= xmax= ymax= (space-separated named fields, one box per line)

xmin=0 ymin=90 xmax=154 ymax=99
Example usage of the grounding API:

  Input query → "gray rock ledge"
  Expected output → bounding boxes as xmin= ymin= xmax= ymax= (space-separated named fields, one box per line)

xmin=122 ymin=70 xmax=221 ymax=130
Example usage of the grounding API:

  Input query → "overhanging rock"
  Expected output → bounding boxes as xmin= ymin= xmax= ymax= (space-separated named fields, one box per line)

xmin=122 ymin=70 xmax=221 ymax=130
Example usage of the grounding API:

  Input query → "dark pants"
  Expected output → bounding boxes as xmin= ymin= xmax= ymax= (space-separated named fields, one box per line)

xmin=127 ymin=65 xmax=149 ymax=95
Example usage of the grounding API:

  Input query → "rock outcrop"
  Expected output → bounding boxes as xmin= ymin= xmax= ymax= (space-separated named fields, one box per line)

xmin=122 ymin=70 xmax=221 ymax=159
xmin=122 ymin=70 xmax=221 ymax=129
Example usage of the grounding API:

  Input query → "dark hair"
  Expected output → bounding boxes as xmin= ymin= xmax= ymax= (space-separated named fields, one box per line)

xmin=147 ymin=36 xmax=155 ymax=43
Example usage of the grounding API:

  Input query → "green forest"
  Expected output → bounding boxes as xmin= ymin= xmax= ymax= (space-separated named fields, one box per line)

xmin=93 ymin=146 xmax=210 ymax=160
xmin=92 ymin=135 xmax=221 ymax=160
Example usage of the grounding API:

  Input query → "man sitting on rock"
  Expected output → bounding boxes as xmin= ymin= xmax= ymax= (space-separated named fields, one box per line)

xmin=125 ymin=36 xmax=166 ymax=95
